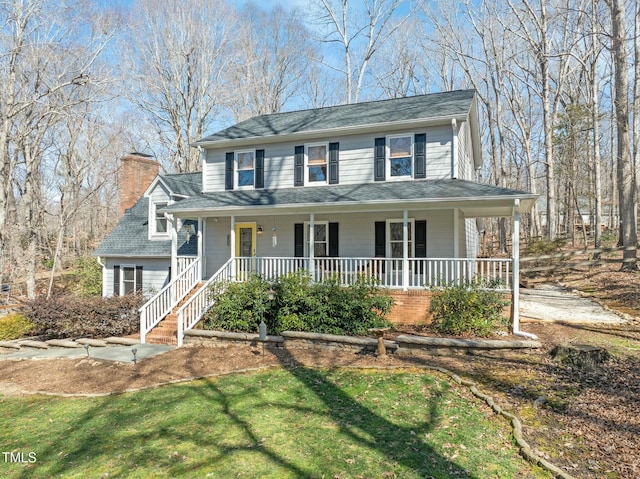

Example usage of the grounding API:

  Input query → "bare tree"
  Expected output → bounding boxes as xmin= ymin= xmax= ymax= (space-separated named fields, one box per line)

xmin=310 ymin=0 xmax=417 ymax=103
xmin=122 ymin=0 xmax=235 ymax=173
xmin=608 ymin=0 xmax=637 ymax=270
xmin=0 ymin=0 xmax=115 ymax=297
xmin=228 ymin=4 xmax=317 ymax=121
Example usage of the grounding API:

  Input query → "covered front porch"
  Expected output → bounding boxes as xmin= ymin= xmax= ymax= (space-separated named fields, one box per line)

xmin=140 ymin=180 xmax=536 ymax=345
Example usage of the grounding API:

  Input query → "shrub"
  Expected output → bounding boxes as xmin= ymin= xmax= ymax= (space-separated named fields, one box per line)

xmin=72 ymin=257 xmax=103 ymax=297
xmin=0 ymin=313 xmax=34 ymax=340
xmin=429 ymin=281 xmax=509 ymax=337
xmin=22 ymin=294 xmax=145 ymax=340
xmin=202 ymin=274 xmax=271 ymax=333
xmin=202 ymin=270 xmax=393 ymax=336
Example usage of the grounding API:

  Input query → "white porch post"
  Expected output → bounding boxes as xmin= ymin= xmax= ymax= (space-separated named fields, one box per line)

xmin=168 ymin=213 xmax=177 ymax=305
xmin=168 ymin=214 xmax=177 ymax=281
xmin=453 ymin=208 xmax=460 ymax=284
xmin=230 ymin=215 xmax=236 ymax=281
xmin=197 ymin=218 xmax=204 ymax=280
xmin=512 ymin=200 xmax=520 ymax=332
xmin=309 ymin=213 xmax=315 ymax=279
xmin=403 ymin=209 xmax=409 ymax=291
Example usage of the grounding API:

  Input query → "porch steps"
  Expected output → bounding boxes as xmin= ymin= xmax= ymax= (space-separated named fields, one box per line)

xmin=145 ymin=283 xmax=204 ymax=346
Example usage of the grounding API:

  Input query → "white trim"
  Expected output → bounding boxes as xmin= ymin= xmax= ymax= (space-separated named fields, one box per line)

xmin=451 ymin=118 xmax=459 ymax=179
xmin=304 ymin=142 xmax=329 ymax=186
xmin=235 ymin=149 xmax=256 ymax=190
xmin=453 ymin=208 xmax=459 ymax=257
xmin=386 ymin=132 xmax=414 ymax=180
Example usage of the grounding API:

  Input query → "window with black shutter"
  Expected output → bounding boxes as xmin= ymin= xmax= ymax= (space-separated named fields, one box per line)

xmin=328 ymin=142 xmax=339 ymax=184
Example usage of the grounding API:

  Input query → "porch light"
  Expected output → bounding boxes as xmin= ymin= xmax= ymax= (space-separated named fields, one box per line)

xmin=257 ymin=225 xmax=264 ymax=235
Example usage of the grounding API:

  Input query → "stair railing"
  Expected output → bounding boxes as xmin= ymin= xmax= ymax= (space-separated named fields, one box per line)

xmin=176 ymin=257 xmax=236 ymax=347
xmin=139 ymin=257 xmax=201 ymax=343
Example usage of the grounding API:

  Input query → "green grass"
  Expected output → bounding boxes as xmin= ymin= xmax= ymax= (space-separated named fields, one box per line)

xmin=0 ymin=368 xmax=548 ymax=478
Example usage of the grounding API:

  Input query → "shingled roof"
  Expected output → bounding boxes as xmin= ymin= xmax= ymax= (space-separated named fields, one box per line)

xmin=195 ymin=90 xmax=476 ymax=144
xmin=95 ymin=196 xmax=198 ymax=258
xmin=161 ymin=178 xmax=537 ymax=216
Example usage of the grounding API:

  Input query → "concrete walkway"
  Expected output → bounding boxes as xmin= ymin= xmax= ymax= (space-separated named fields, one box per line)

xmin=0 ymin=342 xmax=173 ymax=363
xmin=520 ymin=284 xmax=626 ymax=324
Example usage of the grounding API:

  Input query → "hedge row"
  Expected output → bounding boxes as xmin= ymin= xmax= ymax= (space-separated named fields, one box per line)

xmin=22 ymin=294 xmax=145 ymax=340
xmin=202 ymin=271 xmax=393 ymax=336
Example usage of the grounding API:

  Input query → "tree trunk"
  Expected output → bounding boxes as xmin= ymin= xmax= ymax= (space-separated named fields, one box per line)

xmin=610 ymin=0 xmax=637 ymax=270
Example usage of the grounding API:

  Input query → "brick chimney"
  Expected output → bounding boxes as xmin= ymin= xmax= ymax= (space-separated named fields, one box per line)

xmin=120 ymin=153 xmax=160 ymax=216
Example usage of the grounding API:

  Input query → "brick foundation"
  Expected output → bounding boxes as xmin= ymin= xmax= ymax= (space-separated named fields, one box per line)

xmin=386 ymin=290 xmax=435 ymax=325
xmin=386 ymin=290 xmax=513 ymax=326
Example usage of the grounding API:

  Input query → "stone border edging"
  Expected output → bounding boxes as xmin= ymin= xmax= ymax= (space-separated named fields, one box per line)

xmin=12 ymin=362 xmax=571 ymax=478
xmin=184 ymin=329 xmax=541 ymax=355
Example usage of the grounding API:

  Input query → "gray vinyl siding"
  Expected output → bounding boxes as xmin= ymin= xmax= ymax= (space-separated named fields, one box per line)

xmin=203 ymin=210 xmax=458 ymax=278
xmin=202 ymin=126 xmax=454 ymax=192
xmin=103 ymin=257 xmax=171 ymax=298
xmin=426 ymin=126 xmax=453 ymax=180
xmin=464 ymin=218 xmax=479 ymax=258
xmin=457 ymin=120 xmax=472 ymax=180
xmin=148 ymin=182 xmax=170 ymax=203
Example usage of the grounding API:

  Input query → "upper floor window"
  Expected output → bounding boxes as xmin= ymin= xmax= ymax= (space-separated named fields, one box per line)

xmin=155 ymin=202 xmax=168 ymax=233
xmin=236 ymin=151 xmax=255 ymax=188
xmin=150 ymin=201 xmax=170 ymax=239
xmin=388 ymin=135 xmax=413 ymax=178
xmin=306 ymin=143 xmax=328 ymax=184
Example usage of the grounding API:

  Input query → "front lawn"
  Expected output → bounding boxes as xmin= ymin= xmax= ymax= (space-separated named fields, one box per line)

xmin=0 ymin=368 xmax=548 ymax=478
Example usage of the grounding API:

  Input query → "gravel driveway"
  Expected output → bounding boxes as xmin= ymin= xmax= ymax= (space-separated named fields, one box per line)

xmin=519 ymin=283 xmax=626 ymax=324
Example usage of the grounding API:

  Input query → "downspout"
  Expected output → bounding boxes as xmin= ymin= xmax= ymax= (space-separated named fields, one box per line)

xmin=96 ymin=256 xmax=106 ymax=297
xmin=511 ymin=199 xmax=538 ymax=340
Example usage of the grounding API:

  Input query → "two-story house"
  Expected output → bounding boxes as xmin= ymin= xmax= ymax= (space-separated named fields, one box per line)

xmin=96 ymin=90 xmax=537 ymax=345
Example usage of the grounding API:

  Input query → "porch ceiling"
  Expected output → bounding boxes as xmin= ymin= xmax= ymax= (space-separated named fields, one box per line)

xmin=161 ymin=178 xmax=537 ymax=219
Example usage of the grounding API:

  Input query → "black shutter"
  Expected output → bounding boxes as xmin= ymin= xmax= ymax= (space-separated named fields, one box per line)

xmin=113 ymin=265 xmax=120 ymax=296
xmin=328 ymin=142 xmax=339 ymax=184
xmin=135 ymin=266 xmax=143 ymax=293
xmin=294 ymin=146 xmax=304 ymax=186
xmin=255 ymin=149 xmax=264 ymax=188
xmin=294 ymin=223 xmax=304 ymax=257
xmin=374 ymin=221 xmax=386 ymax=257
xmin=225 ymin=152 xmax=234 ymax=190
xmin=328 ymin=222 xmax=339 ymax=257
xmin=414 ymin=133 xmax=426 ymax=179
xmin=415 ymin=220 xmax=427 ymax=258
xmin=374 ymin=137 xmax=386 ymax=181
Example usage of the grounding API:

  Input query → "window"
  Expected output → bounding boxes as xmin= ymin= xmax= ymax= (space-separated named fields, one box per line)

xmin=122 ymin=266 xmax=136 ymax=295
xmin=388 ymin=135 xmax=412 ymax=178
xmin=306 ymin=143 xmax=328 ymax=184
xmin=305 ymin=221 xmax=328 ymax=256
xmin=236 ymin=151 xmax=255 ymax=188
xmin=387 ymin=219 xmax=414 ymax=258
xmin=155 ymin=202 xmax=168 ymax=234
xmin=114 ymin=265 xmax=142 ymax=296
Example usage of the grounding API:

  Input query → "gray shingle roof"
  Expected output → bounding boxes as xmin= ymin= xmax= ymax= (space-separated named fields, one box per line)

xmin=195 ymin=90 xmax=476 ymax=144
xmin=95 ymin=197 xmax=198 ymax=257
xmin=161 ymin=179 xmax=536 ymax=213
xmin=160 ymin=172 xmax=202 ymax=197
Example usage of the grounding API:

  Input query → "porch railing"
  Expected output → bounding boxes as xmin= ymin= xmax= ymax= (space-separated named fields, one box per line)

xmin=175 ymin=258 xmax=235 ymax=347
xmin=172 ymin=256 xmax=512 ymax=346
xmin=139 ymin=257 xmax=201 ymax=343
xmin=234 ymin=256 xmax=512 ymax=290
